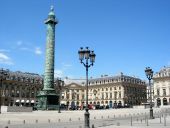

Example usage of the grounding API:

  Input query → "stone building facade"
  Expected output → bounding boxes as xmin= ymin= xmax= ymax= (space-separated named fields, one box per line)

xmin=0 ymin=69 xmax=60 ymax=107
xmin=146 ymin=83 xmax=154 ymax=105
xmin=0 ymin=69 xmax=147 ymax=109
xmin=62 ymin=73 xmax=147 ymax=108
xmin=153 ymin=66 xmax=170 ymax=107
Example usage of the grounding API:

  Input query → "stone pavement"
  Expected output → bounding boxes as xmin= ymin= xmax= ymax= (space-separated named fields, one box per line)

xmin=0 ymin=106 xmax=170 ymax=128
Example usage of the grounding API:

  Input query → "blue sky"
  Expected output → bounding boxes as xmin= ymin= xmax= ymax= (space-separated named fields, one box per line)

xmin=0 ymin=0 xmax=170 ymax=80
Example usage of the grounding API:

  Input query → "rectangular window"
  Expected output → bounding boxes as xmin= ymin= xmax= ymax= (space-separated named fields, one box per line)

xmin=102 ymin=93 xmax=104 ymax=99
xmin=72 ymin=93 xmax=74 ymax=99
xmin=119 ymin=92 xmax=121 ymax=98
xmin=110 ymin=93 xmax=112 ymax=99
xmin=114 ymin=92 xmax=117 ymax=99
xmin=82 ymin=94 xmax=84 ymax=100
xmin=106 ymin=93 xmax=108 ymax=99
xmin=77 ymin=94 xmax=79 ymax=100
xmin=157 ymin=89 xmax=160 ymax=96
xmin=66 ymin=94 xmax=69 ymax=99
xmin=163 ymin=89 xmax=166 ymax=96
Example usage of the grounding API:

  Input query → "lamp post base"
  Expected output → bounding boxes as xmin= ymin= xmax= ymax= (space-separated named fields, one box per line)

xmin=58 ymin=109 xmax=61 ymax=113
xmin=150 ymin=108 xmax=154 ymax=119
xmin=84 ymin=108 xmax=90 ymax=128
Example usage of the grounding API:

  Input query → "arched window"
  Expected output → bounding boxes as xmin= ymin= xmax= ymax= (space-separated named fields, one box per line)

xmin=163 ymin=98 xmax=167 ymax=105
xmin=157 ymin=98 xmax=161 ymax=106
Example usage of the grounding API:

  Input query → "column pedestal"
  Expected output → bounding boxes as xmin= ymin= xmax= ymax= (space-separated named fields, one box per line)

xmin=37 ymin=90 xmax=59 ymax=110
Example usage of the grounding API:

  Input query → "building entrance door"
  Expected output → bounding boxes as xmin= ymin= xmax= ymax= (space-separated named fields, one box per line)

xmin=109 ymin=101 xmax=112 ymax=108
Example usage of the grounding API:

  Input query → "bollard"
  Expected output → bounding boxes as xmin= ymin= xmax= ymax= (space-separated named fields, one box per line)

xmin=35 ymin=119 xmax=38 ymax=123
xmin=78 ymin=117 xmax=80 ymax=121
xmin=130 ymin=116 xmax=132 ymax=126
xmin=116 ymin=122 xmax=120 ymax=126
xmin=146 ymin=117 xmax=149 ymax=126
xmin=23 ymin=120 xmax=25 ymax=124
xmin=91 ymin=124 xmax=95 ymax=128
xmin=58 ymin=119 xmax=61 ymax=122
xmin=69 ymin=118 xmax=71 ymax=121
xmin=4 ymin=126 xmax=8 ymax=128
xmin=7 ymin=120 xmax=10 ymax=124
xmin=164 ymin=114 xmax=166 ymax=126
xmin=108 ymin=115 xmax=109 ymax=119
xmin=48 ymin=119 xmax=50 ymax=123
xmin=160 ymin=116 xmax=161 ymax=123
xmin=94 ymin=117 xmax=96 ymax=119
xmin=145 ymin=113 xmax=146 ymax=123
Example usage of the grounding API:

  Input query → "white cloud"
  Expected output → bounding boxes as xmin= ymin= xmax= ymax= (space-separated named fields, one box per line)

xmin=35 ymin=47 xmax=42 ymax=55
xmin=0 ymin=49 xmax=10 ymax=52
xmin=61 ymin=62 xmax=72 ymax=70
xmin=63 ymin=64 xmax=72 ymax=67
xmin=16 ymin=41 xmax=23 ymax=46
xmin=20 ymin=47 xmax=32 ymax=51
xmin=0 ymin=52 xmax=13 ymax=65
xmin=53 ymin=63 xmax=73 ymax=78
xmin=54 ymin=69 xmax=63 ymax=78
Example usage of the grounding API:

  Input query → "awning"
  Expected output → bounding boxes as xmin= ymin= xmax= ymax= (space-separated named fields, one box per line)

xmin=15 ymin=100 xmax=20 ymax=102
xmin=21 ymin=100 xmax=25 ymax=103
xmin=31 ymin=100 xmax=34 ymax=103
xmin=26 ymin=100 xmax=29 ymax=103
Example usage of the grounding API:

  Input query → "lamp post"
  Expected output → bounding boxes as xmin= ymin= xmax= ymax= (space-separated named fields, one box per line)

xmin=145 ymin=67 xmax=154 ymax=119
xmin=58 ymin=78 xmax=64 ymax=113
xmin=78 ymin=47 xmax=96 ymax=128
xmin=0 ymin=68 xmax=9 ymax=113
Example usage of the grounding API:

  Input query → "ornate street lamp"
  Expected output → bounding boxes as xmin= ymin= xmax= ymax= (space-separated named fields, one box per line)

xmin=58 ymin=78 xmax=64 ymax=113
xmin=78 ymin=47 xmax=96 ymax=128
xmin=0 ymin=68 xmax=9 ymax=113
xmin=145 ymin=67 xmax=154 ymax=119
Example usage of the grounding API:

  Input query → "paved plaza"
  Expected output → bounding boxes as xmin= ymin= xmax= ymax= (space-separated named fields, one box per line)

xmin=0 ymin=106 xmax=170 ymax=128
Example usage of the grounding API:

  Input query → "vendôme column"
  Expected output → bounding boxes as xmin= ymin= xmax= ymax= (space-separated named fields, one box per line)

xmin=44 ymin=6 xmax=57 ymax=90
xmin=37 ymin=6 xmax=59 ymax=110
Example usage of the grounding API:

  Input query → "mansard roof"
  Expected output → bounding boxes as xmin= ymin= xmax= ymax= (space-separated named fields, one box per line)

xmin=154 ymin=66 xmax=170 ymax=78
xmin=89 ymin=73 xmax=143 ymax=83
